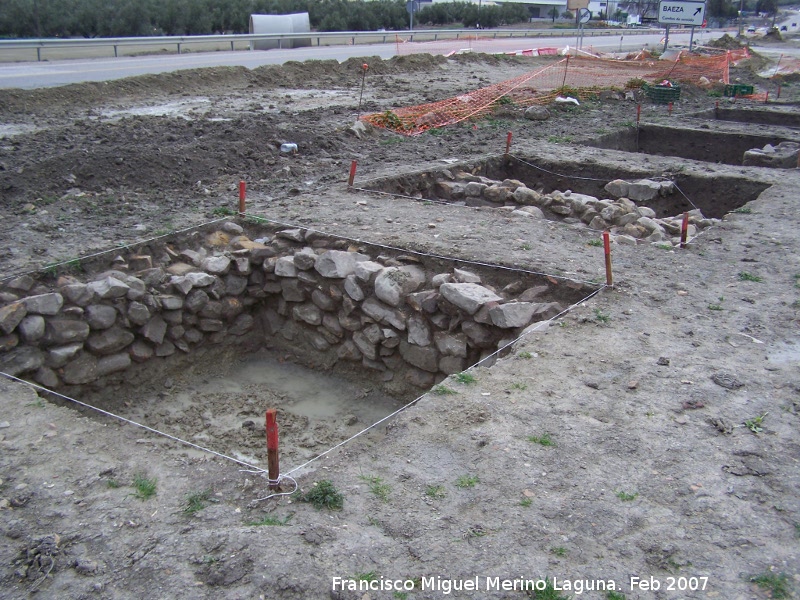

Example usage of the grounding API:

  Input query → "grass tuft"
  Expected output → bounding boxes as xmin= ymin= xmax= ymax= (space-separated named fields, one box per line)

xmin=184 ymin=490 xmax=212 ymax=515
xmin=298 ymin=480 xmax=343 ymax=510
xmin=750 ymin=571 xmax=791 ymax=599
xmin=615 ymin=490 xmax=638 ymax=502
xmin=247 ymin=513 xmax=294 ymax=526
xmin=425 ymin=485 xmax=446 ymax=499
xmin=738 ymin=271 xmax=763 ymax=283
xmin=528 ymin=433 xmax=555 ymax=447
xmin=454 ymin=372 xmax=477 ymax=385
xmin=455 ymin=474 xmax=479 ymax=488
xmin=360 ymin=475 xmax=391 ymax=503
xmin=432 ymin=384 xmax=457 ymax=396
xmin=132 ymin=474 xmax=157 ymax=500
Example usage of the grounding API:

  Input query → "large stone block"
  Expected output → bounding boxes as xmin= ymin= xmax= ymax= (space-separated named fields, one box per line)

xmin=86 ymin=327 xmax=135 ymax=355
xmin=0 ymin=302 xmax=26 ymax=335
xmin=439 ymin=283 xmax=503 ymax=315
xmin=374 ymin=266 xmax=426 ymax=307
xmin=22 ymin=293 xmax=63 ymax=315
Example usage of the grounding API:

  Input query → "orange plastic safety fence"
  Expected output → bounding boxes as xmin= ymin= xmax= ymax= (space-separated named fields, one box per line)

xmin=363 ymin=49 xmax=755 ymax=136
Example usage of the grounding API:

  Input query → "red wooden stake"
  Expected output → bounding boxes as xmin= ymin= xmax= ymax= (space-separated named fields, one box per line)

xmin=348 ymin=160 xmax=357 ymax=188
xmin=505 ymin=131 xmax=512 ymax=155
xmin=777 ymin=84 xmax=782 ymax=99
xmin=680 ymin=211 xmax=689 ymax=249
xmin=636 ymin=104 xmax=641 ymax=124
xmin=602 ymin=231 xmax=613 ymax=287
xmin=668 ymin=101 xmax=673 ymax=116
xmin=266 ymin=409 xmax=280 ymax=490
xmin=238 ymin=180 xmax=246 ymax=214
xmin=765 ymin=91 xmax=769 ymax=104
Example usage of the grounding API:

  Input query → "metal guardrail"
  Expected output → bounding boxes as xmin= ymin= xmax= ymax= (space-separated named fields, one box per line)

xmin=0 ymin=28 xmax=664 ymax=62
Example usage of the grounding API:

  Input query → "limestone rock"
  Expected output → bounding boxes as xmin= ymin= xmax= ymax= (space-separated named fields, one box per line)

xmin=43 ymin=319 xmax=90 ymax=346
xmin=0 ymin=346 xmax=45 ymax=376
xmin=127 ymin=302 xmax=151 ymax=326
xmin=61 ymin=283 xmax=93 ymax=307
xmin=97 ymin=352 xmax=131 ymax=376
xmin=34 ymin=366 xmax=59 ymax=388
xmin=489 ymin=302 xmax=538 ymax=328
xmin=407 ymin=314 xmax=432 ymax=346
xmin=274 ymin=256 xmax=298 ymax=278
xmin=276 ymin=228 xmax=305 ymax=242
xmin=86 ymin=327 xmax=135 ymax=355
xmin=354 ymin=260 xmax=384 ymax=283
xmin=293 ymin=303 xmax=322 ymax=326
xmin=0 ymin=333 xmax=19 ymax=352
xmin=18 ymin=315 xmax=45 ymax=343
xmin=0 ymin=303 xmax=26 ymax=335
xmin=433 ymin=332 xmax=467 ymax=357
xmin=185 ymin=272 xmax=216 ymax=287
xmin=314 ymin=250 xmax=367 ymax=279
xmin=513 ymin=186 xmax=542 ymax=206
xmin=399 ymin=340 xmax=439 ymax=373
xmin=229 ymin=314 xmax=254 ymax=336
xmin=46 ymin=343 xmax=83 ymax=368
xmin=184 ymin=289 xmax=210 ymax=313
xmin=524 ymin=105 xmax=551 ymax=121
xmin=87 ymin=277 xmax=129 ymax=300
xmin=374 ymin=266 xmax=426 ymax=307
xmin=62 ymin=353 xmax=98 ymax=385
xmin=22 ymin=293 xmax=63 ymax=316
xmin=353 ymin=330 xmax=378 ymax=360
xmin=141 ymin=315 xmax=168 ymax=345
xmin=362 ymin=297 xmax=406 ymax=330
xmin=85 ymin=305 xmax=117 ymax=330
xmin=439 ymin=283 xmax=502 ymax=315
xmin=344 ymin=275 xmax=365 ymax=302
xmin=202 ymin=256 xmax=231 ymax=275
xmin=293 ymin=248 xmax=318 ymax=271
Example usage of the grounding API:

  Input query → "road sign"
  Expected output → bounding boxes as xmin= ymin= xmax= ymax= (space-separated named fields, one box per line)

xmin=406 ymin=0 xmax=419 ymax=15
xmin=658 ymin=0 xmax=705 ymax=26
xmin=578 ymin=8 xmax=591 ymax=24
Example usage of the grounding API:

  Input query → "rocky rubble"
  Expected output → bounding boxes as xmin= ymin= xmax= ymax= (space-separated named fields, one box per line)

xmin=0 ymin=222 xmax=589 ymax=395
xmin=433 ymin=171 xmax=720 ymax=246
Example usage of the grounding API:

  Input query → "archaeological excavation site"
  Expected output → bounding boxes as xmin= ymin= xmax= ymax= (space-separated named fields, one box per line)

xmin=0 ymin=43 xmax=798 ymax=599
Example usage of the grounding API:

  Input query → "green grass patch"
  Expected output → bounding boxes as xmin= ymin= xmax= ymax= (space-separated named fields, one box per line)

xmin=360 ymin=475 xmax=391 ymax=503
xmin=731 ymin=206 xmax=752 ymax=214
xmin=298 ymin=480 xmax=343 ymax=510
xmin=615 ymin=490 xmax=638 ymax=502
xmin=425 ymin=485 xmax=446 ymax=499
xmin=749 ymin=571 xmax=791 ymax=599
xmin=454 ymin=372 xmax=477 ymax=385
xmin=525 ymin=577 xmax=571 ymax=599
xmin=593 ymin=308 xmax=610 ymax=323
xmin=528 ymin=433 xmax=555 ymax=447
xmin=550 ymin=546 xmax=568 ymax=557
xmin=510 ymin=381 xmax=528 ymax=391
xmin=738 ymin=271 xmax=763 ymax=283
xmin=132 ymin=474 xmax=157 ymax=500
xmin=744 ymin=413 xmax=767 ymax=433
xmin=587 ymin=238 xmax=603 ymax=247
xmin=183 ymin=490 xmax=212 ymax=515
xmin=106 ymin=479 xmax=120 ymax=489
xmin=606 ymin=592 xmax=627 ymax=600
xmin=247 ymin=513 xmax=294 ymax=526
xmin=211 ymin=206 xmax=235 ymax=217
xmin=432 ymin=384 xmax=457 ymax=396
xmin=517 ymin=351 xmax=533 ymax=359
xmin=455 ymin=474 xmax=479 ymax=488
xmin=520 ymin=497 xmax=532 ymax=507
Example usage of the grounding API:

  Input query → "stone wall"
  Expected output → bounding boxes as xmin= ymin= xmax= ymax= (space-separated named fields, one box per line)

xmin=0 ymin=222 xmax=592 ymax=396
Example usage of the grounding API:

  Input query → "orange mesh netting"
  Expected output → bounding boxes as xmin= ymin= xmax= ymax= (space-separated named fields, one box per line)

xmin=363 ymin=49 xmax=755 ymax=136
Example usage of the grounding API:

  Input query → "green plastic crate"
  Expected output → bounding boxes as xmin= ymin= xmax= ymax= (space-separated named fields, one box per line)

xmin=724 ymin=84 xmax=754 ymax=97
xmin=642 ymin=83 xmax=681 ymax=104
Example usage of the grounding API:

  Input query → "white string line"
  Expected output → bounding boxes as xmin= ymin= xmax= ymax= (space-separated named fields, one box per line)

xmin=282 ymin=285 xmax=605 ymax=478
xmin=0 ymin=216 xmax=232 ymax=284
xmin=241 ymin=212 xmax=601 ymax=287
xmin=0 ymin=371 xmax=268 ymax=474
xmin=671 ymin=181 xmax=701 ymax=211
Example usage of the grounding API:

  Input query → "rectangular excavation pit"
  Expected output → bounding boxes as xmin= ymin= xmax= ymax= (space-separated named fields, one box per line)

xmin=362 ymin=154 xmax=770 ymax=243
xmin=0 ymin=221 xmax=593 ymax=469
xmin=691 ymin=106 xmax=800 ymax=128
xmin=586 ymin=124 xmax=800 ymax=168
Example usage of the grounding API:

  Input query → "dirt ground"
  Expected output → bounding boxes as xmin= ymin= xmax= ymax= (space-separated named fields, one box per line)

xmin=0 ymin=41 xmax=799 ymax=600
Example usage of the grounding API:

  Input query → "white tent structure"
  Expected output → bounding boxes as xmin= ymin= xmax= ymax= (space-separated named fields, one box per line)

xmin=249 ymin=13 xmax=311 ymax=50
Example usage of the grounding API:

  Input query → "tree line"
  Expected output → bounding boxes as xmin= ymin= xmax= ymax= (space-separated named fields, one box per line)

xmin=0 ymin=0 xmax=531 ymax=38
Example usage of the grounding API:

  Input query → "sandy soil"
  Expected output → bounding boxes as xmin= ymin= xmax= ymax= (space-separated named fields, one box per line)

xmin=0 ymin=43 xmax=799 ymax=600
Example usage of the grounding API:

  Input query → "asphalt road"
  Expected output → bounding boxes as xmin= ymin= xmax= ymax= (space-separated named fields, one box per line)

xmin=0 ymin=30 xmax=724 ymax=90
